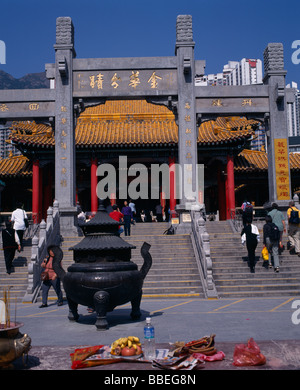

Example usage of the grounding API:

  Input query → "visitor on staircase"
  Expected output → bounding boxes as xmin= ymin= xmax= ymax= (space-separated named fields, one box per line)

xmin=287 ymin=201 xmax=300 ymax=256
xmin=241 ymin=217 xmax=260 ymax=273
xmin=2 ymin=221 xmax=21 ymax=274
xmin=263 ymin=215 xmax=281 ymax=273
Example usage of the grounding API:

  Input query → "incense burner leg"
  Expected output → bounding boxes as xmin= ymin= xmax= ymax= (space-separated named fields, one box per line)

xmin=67 ymin=296 xmax=79 ymax=322
xmin=130 ymin=290 xmax=142 ymax=320
xmin=93 ymin=290 xmax=109 ymax=330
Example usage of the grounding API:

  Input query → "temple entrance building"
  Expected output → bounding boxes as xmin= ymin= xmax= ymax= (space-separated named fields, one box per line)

xmin=0 ymin=15 xmax=298 ymax=233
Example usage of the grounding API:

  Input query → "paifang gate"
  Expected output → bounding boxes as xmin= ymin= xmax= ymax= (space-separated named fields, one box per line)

xmin=0 ymin=15 xmax=295 ymax=234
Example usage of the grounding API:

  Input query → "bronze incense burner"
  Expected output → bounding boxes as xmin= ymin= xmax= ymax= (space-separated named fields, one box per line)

xmin=54 ymin=201 xmax=152 ymax=330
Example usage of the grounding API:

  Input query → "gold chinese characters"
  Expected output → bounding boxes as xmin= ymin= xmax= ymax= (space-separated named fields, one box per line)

xmin=77 ymin=70 xmax=166 ymax=91
xmin=274 ymin=138 xmax=290 ymax=200
xmin=211 ymin=98 xmax=253 ymax=107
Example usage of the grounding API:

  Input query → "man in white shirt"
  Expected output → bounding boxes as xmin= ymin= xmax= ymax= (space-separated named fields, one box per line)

xmin=11 ymin=202 xmax=27 ymax=250
xmin=129 ymin=200 xmax=136 ymax=224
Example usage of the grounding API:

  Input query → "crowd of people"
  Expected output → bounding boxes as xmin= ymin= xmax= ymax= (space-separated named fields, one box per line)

xmin=240 ymin=200 xmax=300 ymax=274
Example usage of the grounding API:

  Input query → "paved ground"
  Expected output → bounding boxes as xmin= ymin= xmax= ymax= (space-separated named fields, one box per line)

xmin=4 ymin=295 xmax=300 ymax=372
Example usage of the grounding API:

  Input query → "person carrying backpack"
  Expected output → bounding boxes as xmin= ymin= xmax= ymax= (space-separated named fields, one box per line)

xmin=287 ymin=200 xmax=300 ymax=256
xmin=241 ymin=200 xmax=253 ymax=228
xmin=268 ymin=203 xmax=286 ymax=253
xmin=241 ymin=216 xmax=260 ymax=273
xmin=263 ymin=215 xmax=280 ymax=272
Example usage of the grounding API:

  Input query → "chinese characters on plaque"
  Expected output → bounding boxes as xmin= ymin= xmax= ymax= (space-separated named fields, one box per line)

xmin=274 ymin=138 xmax=290 ymax=200
xmin=0 ymin=103 xmax=40 ymax=112
xmin=74 ymin=70 xmax=177 ymax=93
xmin=211 ymin=99 xmax=253 ymax=107
xmin=60 ymin=105 xmax=68 ymax=188
xmin=184 ymin=101 xmax=194 ymax=198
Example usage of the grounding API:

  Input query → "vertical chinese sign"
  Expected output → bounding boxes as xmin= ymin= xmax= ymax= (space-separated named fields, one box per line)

xmin=274 ymin=138 xmax=291 ymax=200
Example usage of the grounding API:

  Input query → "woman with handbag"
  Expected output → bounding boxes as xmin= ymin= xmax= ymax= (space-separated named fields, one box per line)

xmin=11 ymin=201 xmax=28 ymax=251
xmin=39 ymin=246 xmax=63 ymax=308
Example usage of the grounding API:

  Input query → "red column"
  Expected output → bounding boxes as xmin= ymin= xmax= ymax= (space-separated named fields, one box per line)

xmin=39 ymin=166 xmax=44 ymax=220
xmin=110 ymin=192 xmax=116 ymax=206
xmin=160 ymin=191 xmax=166 ymax=209
xmin=91 ymin=158 xmax=98 ymax=214
xmin=43 ymin=166 xmax=52 ymax=220
xmin=169 ymin=156 xmax=176 ymax=217
xmin=32 ymin=160 xmax=40 ymax=224
xmin=226 ymin=155 xmax=235 ymax=219
xmin=217 ymin=164 xmax=226 ymax=221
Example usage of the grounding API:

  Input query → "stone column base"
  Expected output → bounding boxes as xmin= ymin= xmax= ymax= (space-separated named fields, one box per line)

xmin=59 ymin=206 xmax=79 ymax=236
xmin=175 ymin=203 xmax=201 ymax=234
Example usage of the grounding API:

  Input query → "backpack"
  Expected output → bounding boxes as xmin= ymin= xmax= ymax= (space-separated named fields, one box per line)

xmin=289 ymin=208 xmax=300 ymax=224
xmin=243 ymin=203 xmax=253 ymax=214
xmin=269 ymin=222 xmax=280 ymax=241
xmin=164 ymin=225 xmax=175 ymax=235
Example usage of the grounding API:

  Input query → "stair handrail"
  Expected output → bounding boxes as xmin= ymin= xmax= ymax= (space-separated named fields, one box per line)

xmin=23 ymin=200 xmax=61 ymax=303
xmin=190 ymin=209 xmax=218 ymax=298
xmin=230 ymin=208 xmax=242 ymax=232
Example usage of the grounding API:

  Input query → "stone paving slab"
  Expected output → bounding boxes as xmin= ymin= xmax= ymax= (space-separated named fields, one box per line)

xmin=2 ymin=297 xmax=300 ymax=373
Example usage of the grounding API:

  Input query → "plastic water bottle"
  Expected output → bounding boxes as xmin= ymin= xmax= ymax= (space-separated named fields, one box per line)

xmin=143 ymin=317 xmax=156 ymax=360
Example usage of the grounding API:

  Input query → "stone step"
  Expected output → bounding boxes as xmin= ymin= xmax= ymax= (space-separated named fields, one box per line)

xmin=216 ymin=283 xmax=300 ymax=292
xmin=144 ymin=279 xmax=201 ymax=287
xmin=215 ymin=276 xmax=300 ymax=286
xmin=145 ymin=271 xmax=200 ymax=279
xmin=216 ymin=289 xmax=300 ymax=298
xmin=141 ymin=286 xmax=204 ymax=296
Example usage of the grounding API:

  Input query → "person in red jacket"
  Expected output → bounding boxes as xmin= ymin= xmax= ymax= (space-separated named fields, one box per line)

xmin=109 ymin=204 xmax=124 ymax=236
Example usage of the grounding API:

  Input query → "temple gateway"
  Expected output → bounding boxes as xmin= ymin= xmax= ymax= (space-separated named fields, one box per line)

xmin=0 ymin=15 xmax=298 ymax=233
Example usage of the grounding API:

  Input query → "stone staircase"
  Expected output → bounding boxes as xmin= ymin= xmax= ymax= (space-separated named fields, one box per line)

xmin=46 ymin=222 xmax=205 ymax=301
xmin=4 ymin=219 xmax=300 ymax=303
xmin=125 ymin=222 xmax=204 ymax=298
xmin=207 ymin=220 xmax=300 ymax=298
xmin=0 ymin=238 xmax=32 ymax=302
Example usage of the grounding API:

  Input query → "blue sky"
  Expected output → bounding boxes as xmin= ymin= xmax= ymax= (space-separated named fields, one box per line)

xmin=0 ymin=0 xmax=299 ymax=86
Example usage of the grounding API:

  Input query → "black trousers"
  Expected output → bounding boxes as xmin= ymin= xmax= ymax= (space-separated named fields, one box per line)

xmin=156 ymin=213 xmax=163 ymax=222
xmin=246 ymin=241 xmax=257 ymax=270
xmin=16 ymin=230 xmax=24 ymax=248
xmin=4 ymin=248 xmax=16 ymax=272
xmin=124 ymin=215 xmax=131 ymax=236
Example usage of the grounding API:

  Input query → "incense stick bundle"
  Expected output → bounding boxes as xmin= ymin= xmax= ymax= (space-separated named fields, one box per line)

xmin=3 ymin=287 xmax=11 ymax=328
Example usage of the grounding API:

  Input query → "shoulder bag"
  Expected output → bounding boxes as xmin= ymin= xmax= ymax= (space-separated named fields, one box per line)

xmin=23 ymin=210 xmax=29 ymax=228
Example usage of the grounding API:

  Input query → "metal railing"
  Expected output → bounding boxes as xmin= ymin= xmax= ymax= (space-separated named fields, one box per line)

xmin=230 ymin=207 xmax=268 ymax=232
xmin=190 ymin=208 xmax=218 ymax=299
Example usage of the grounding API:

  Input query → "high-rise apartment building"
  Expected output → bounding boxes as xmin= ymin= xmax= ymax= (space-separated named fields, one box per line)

xmin=195 ymin=58 xmax=264 ymax=150
xmin=0 ymin=124 xmax=20 ymax=159
xmin=223 ymin=58 xmax=263 ymax=85
xmin=286 ymin=82 xmax=300 ymax=137
xmin=195 ymin=58 xmax=263 ymax=86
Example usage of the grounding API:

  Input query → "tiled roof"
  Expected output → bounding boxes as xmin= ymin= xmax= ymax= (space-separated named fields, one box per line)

xmin=9 ymin=100 xmax=256 ymax=148
xmin=197 ymin=117 xmax=256 ymax=145
xmin=1 ymin=149 xmax=300 ymax=178
xmin=0 ymin=154 xmax=31 ymax=177
xmin=235 ymin=149 xmax=300 ymax=171
xmin=9 ymin=121 xmax=54 ymax=148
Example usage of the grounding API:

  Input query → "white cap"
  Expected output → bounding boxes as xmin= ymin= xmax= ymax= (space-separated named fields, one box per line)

xmin=146 ymin=317 xmax=151 ymax=322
